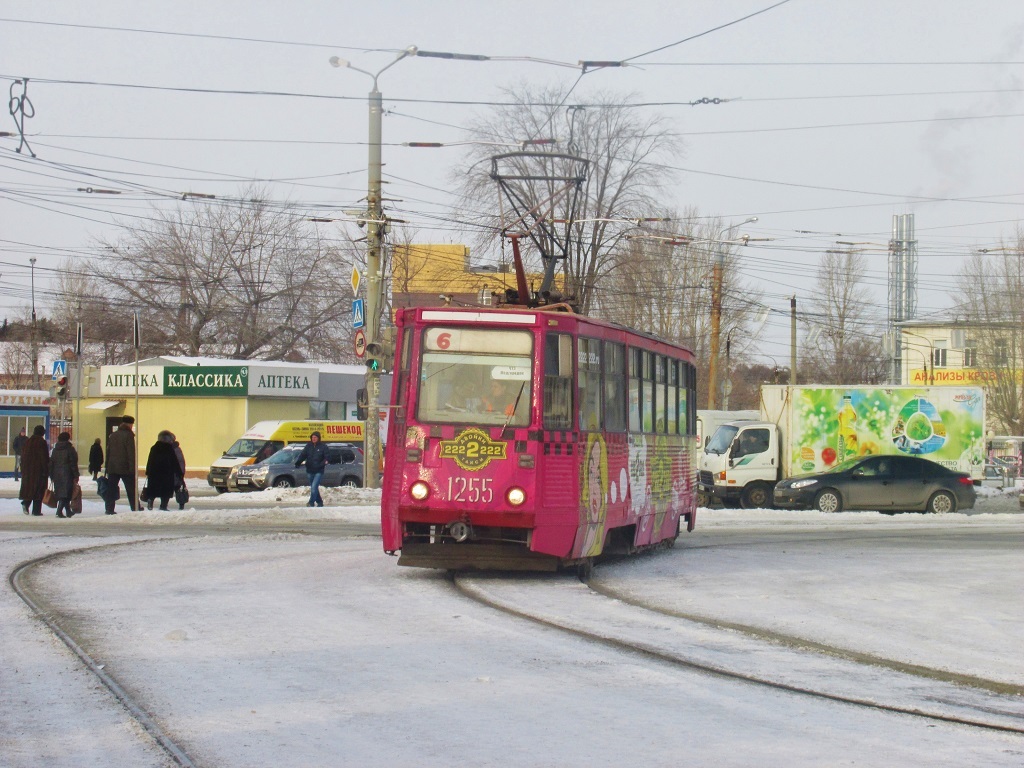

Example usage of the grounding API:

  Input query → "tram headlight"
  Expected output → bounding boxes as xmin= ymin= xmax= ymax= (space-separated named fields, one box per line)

xmin=506 ymin=487 xmax=526 ymax=506
xmin=409 ymin=481 xmax=430 ymax=501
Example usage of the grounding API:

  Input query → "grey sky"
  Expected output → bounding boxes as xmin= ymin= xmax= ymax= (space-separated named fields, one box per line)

xmin=1 ymin=0 xmax=1022 ymax=362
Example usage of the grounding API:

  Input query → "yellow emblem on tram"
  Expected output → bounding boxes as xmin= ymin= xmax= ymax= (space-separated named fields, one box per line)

xmin=439 ymin=428 xmax=508 ymax=471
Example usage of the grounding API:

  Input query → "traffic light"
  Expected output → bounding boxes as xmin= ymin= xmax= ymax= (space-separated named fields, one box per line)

xmin=356 ymin=388 xmax=368 ymax=420
xmin=365 ymin=342 xmax=384 ymax=372
xmin=56 ymin=375 xmax=68 ymax=399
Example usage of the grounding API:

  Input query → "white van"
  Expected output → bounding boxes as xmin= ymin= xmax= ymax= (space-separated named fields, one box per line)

xmin=207 ymin=420 xmax=363 ymax=492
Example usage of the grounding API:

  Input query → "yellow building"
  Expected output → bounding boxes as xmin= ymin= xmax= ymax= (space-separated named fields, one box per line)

xmin=391 ymin=243 xmax=565 ymax=310
xmin=73 ymin=357 xmax=376 ymax=477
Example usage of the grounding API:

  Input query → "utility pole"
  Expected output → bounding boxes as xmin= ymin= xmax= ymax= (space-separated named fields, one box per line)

xmin=331 ymin=46 xmax=417 ymax=489
xmin=29 ymin=257 xmax=39 ymax=390
xmin=707 ymin=217 xmax=757 ymax=409
xmin=790 ymin=295 xmax=798 ymax=385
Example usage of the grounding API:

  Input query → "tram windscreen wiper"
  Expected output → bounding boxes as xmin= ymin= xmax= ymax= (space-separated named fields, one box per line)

xmin=502 ymin=381 xmax=527 ymax=431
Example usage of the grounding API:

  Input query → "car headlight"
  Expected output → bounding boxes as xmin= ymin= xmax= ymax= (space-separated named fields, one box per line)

xmin=252 ymin=466 xmax=269 ymax=477
xmin=790 ymin=478 xmax=819 ymax=489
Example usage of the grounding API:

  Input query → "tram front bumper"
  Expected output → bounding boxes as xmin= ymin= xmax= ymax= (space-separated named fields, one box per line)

xmin=397 ymin=542 xmax=559 ymax=571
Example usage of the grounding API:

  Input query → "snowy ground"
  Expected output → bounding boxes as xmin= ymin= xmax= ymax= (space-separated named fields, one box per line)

xmin=1 ymin=480 xmax=1022 ymax=767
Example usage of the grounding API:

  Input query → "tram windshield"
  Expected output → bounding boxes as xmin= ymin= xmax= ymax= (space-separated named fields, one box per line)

xmin=417 ymin=327 xmax=533 ymax=426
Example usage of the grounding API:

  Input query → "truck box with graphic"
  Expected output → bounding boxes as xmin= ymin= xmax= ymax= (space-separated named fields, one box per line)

xmin=699 ymin=385 xmax=985 ymax=508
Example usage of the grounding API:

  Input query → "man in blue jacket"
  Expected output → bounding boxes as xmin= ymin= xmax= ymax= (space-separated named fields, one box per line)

xmin=295 ymin=431 xmax=329 ymax=507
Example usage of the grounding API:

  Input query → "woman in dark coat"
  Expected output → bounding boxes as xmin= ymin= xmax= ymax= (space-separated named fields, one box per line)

xmin=145 ymin=430 xmax=182 ymax=511
xmin=18 ymin=425 xmax=49 ymax=516
xmin=49 ymin=432 xmax=80 ymax=518
xmin=88 ymin=437 xmax=104 ymax=480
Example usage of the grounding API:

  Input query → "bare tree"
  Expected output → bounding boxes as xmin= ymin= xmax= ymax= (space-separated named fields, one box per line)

xmin=600 ymin=210 xmax=766 ymax=406
xmin=802 ymin=248 xmax=888 ymax=384
xmin=957 ymin=229 xmax=1024 ymax=433
xmin=70 ymin=190 xmax=356 ymax=363
xmin=50 ymin=261 xmax=133 ymax=365
xmin=0 ymin=339 xmax=34 ymax=388
xmin=455 ymin=85 xmax=682 ymax=313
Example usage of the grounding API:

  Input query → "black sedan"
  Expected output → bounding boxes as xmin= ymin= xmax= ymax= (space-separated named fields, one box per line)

xmin=773 ymin=454 xmax=976 ymax=514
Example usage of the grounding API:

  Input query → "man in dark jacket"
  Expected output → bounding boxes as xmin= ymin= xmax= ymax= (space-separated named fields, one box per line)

xmin=18 ymin=425 xmax=48 ymax=516
xmin=12 ymin=427 xmax=27 ymax=481
xmin=105 ymin=415 xmax=137 ymax=513
xmin=294 ymin=431 xmax=329 ymax=507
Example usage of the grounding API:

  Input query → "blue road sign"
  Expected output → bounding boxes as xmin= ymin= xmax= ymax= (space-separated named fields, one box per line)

xmin=352 ymin=298 xmax=365 ymax=329
xmin=52 ymin=360 xmax=67 ymax=380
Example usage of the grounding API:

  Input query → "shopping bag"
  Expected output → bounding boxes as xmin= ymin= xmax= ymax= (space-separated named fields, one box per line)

xmin=140 ymin=485 xmax=151 ymax=504
xmin=98 ymin=475 xmax=119 ymax=502
xmin=71 ymin=483 xmax=83 ymax=515
xmin=42 ymin=484 xmax=58 ymax=508
xmin=174 ymin=483 xmax=190 ymax=506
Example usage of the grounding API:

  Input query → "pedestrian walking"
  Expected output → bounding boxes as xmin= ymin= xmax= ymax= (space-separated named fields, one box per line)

xmin=104 ymin=415 xmax=137 ymax=514
xmin=88 ymin=437 xmax=104 ymax=480
xmin=12 ymin=427 xmax=27 ymax=481
xmin=18 ymin=425 xmax=48 ymax=516
xmin=294 ymin=431 xmax=329 ymax=507
xmin=144 ymin=430 xmax=182 ymax=511
xmin=172 ymin=437 xmax=188 ymax=510
xmin=49 ymin=432 xmax=79 ymax=518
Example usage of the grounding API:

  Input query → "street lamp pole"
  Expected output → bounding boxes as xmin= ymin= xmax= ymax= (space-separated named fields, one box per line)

xmin=331 ymin=46 xmax=417 ymax=489
xmin=900 ymin=328 xmax=934 ymax=385
xmin=29 ymin=257 xmax=39 ymax=390
xmin=707 ymin=217 xmax=757 ymax=409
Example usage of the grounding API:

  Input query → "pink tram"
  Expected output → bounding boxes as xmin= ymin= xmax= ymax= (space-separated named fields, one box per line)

xmin=381 ymin=305 xmax=699 ymax=572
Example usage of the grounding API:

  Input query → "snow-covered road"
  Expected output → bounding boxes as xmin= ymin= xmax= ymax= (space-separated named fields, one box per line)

xmin=1 ymin=484 xmax=1022 ymax=766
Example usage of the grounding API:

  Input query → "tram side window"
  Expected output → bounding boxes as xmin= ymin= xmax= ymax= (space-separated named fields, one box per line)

xmin=578 ymin=337 xmax=602 ymax=431
xmin=603 ymin=342 xmax=626 ymax=432
xmin=642 ymin=351 xmax=655 ymax=432
xmin=667 ymin=360 xmax=678 ymax=434
xmin=628 ymin=348 xmax=642 ymax=432
xmin=543 ymin=333 xmax=573 ymax=430
xmin=654 ymin=355 xmax=667 ymax=432
xmin=682 ymin=362 xmax=695 ymax=434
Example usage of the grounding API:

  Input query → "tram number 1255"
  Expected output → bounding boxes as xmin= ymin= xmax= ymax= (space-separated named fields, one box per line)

xmin=447 ymin=477 xmax=493 ymax=503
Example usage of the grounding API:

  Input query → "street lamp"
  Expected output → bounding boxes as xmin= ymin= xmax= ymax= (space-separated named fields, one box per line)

xmin=707 ymin=217 xmax=757 ymax=409
xmin=330 ymin=45 xmax=418 ymax=489
xmin=900 ymin=328 xmax=934 ymax=385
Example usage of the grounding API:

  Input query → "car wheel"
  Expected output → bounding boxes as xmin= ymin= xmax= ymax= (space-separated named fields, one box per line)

xmin=741 ymin=482 xmax=773 ymax=509
xmin=814 ymin=488 xmax=842 ymax=513
xmin=215 ymin=487 xmax=227 ymax=494
xmin=927 ymin=491 xmax=956 ymax=514
xmin=273 ymin=477 xmax=295 ymax=488
xmin=341 ymin=476 xmax=362 ymax=488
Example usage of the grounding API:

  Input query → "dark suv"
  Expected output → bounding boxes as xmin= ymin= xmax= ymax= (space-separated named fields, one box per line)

xmin=234 ymin=443 xmax=363 ymax=490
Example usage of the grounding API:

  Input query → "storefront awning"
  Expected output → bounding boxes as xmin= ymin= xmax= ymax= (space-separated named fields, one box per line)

xmin=86 ymin=400 xmax=124 ymax=410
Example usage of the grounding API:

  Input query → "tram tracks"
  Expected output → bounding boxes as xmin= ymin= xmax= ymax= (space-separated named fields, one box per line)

xmin=452 ymin=571 xmax=1024 ymax=735
xmin=11 ymin=541 xmax=200 ymax=768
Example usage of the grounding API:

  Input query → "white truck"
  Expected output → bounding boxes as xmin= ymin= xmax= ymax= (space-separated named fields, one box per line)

xmin=699 ymin=385 xmax=986 ymax=508
xmin=695 ymin=409 xmax=759 ymax=505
